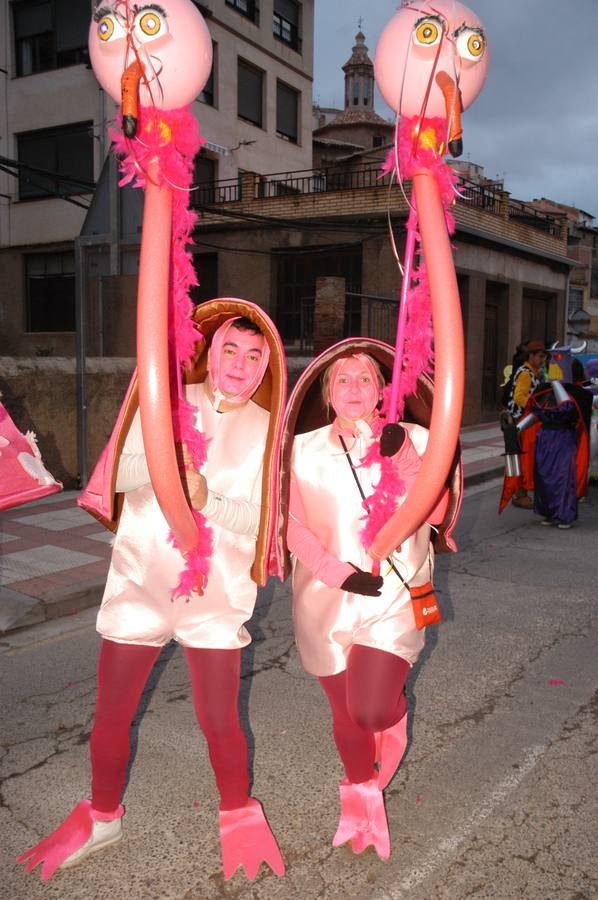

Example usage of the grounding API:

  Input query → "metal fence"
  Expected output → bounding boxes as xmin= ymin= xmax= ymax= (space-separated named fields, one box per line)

xmin=191 ymin=164 xmax=563 ymax=237
xmin=299 ymin=292 xmax=398 ymax=354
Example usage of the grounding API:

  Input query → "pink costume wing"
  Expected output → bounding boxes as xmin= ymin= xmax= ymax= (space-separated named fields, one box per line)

xmin=77 ymin=373 xmax=137 ymax=526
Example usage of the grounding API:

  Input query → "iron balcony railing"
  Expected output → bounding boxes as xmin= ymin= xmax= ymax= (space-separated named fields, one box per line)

xmin=191 ymin=164 xmax=563 ymax=238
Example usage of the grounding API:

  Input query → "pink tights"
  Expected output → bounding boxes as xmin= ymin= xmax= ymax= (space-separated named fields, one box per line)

xmin=319 ymin=644 xmax=409 ymax=784
xmin=90 ymin=639 xmax=249 ymax=812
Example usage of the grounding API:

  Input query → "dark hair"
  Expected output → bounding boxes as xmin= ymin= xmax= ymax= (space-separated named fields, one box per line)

xmin=500 ymin=343 xmax=529 ymax=408
xmin=230 ymin=316 xmax=262 ymax=335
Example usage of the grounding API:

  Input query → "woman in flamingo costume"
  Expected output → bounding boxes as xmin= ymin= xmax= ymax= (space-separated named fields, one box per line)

xmin=279 ymin=341 xmax=461 ymax=859
xmin=278 ymin=0 xmax=489 ymax=858
xmin=17 ymin=1 xmax=286 ymax=883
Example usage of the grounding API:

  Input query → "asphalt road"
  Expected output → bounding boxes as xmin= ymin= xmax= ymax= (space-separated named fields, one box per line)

xmin=1 ymin=479 xmax=596 ymax=899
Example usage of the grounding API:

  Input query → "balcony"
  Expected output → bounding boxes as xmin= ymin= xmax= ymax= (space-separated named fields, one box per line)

xmin=191 ymin=163 xmax=568 ymax=253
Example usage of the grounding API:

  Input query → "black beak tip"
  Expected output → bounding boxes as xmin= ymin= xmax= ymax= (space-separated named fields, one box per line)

xmin=448 ymin=137 xmax=463 ymax=158
xmin=122 ymin=115 xmax=137 ymax=138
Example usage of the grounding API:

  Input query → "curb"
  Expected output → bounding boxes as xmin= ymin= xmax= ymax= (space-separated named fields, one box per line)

xmin=0 ymin=579 xmax=105 ymax=635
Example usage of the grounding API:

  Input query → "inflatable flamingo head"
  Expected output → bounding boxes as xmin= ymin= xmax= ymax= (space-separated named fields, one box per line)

xmin=89 ymin=0 xmax=212 ymax=115
xmin=375 ymin=0 xmax=489 ymax=155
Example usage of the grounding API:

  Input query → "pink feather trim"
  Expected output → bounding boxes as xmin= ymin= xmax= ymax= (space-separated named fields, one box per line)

xmin=359 ymin=115 xmax=457 ymax=552
xmin=358 ymin=424 xmax=406 ymax=550
xmin=111 ymin=107 xmax=213 ymax=596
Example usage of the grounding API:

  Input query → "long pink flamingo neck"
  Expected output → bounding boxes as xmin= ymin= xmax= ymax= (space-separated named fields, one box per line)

xmin=370 ymin=169 xmax=464 ymax=559
xmin=136 ymin=159 xmax=199 ymax=554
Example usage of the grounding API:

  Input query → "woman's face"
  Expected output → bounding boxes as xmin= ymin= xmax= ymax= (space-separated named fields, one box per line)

xmin=330 ymin=357 xmax=380 ymax=425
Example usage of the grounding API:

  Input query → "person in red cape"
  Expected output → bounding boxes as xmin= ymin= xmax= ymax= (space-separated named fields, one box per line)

xmin=499 ymin=379 xmax=589 ymax=517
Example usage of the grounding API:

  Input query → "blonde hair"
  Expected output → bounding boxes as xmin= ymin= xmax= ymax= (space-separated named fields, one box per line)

xmin=321 ymin=353 xmax=385 ymax=408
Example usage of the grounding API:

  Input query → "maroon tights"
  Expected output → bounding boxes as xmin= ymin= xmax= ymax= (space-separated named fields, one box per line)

xmin=319 ymin=644 xmax=409 ymax=784
xmin=90 ymin=639 xmax=249 ymax=812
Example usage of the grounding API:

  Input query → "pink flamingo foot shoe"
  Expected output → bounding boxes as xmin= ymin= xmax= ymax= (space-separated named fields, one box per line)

xmin=375 ymin=712 xmax=408 ymax=790
xmin=16 ymin=800 xmax=124 ymax=881
xmin=332 ymin=778 xmax=390 ymax=860
xmin=218 ymin=797 xmax=285 ymax=880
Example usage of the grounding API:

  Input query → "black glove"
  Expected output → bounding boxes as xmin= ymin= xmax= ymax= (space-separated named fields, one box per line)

xmin=341 ymin=567 xmax=384 ymax=597
xmin=380 ymin=423 xmax=405 ymax=457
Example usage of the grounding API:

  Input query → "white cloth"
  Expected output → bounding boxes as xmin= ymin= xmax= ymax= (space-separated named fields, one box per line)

xmin=97 ymin=382 xmax=269 ymax=648
xmin=289 ymin=422 xmax=432 ymax=676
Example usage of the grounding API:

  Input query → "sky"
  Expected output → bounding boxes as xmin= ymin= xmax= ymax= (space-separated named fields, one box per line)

xmin=313 ymin=0 xmax=598 ymax=218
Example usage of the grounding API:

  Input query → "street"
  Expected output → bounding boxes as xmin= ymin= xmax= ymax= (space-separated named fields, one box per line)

xmin=1 ymin=478 xmax=596 ymax=900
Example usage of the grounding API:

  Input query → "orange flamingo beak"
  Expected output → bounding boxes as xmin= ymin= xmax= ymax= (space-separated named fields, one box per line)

xmin=435 ymin=71 xmax=463 ymax=157
xmin=121 ymin=59 xmax=145 ymax=138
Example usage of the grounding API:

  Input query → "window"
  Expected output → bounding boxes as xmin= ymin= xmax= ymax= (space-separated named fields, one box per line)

xmin=199 ymin=43 xmax=217 ymax=106
xmin=25 ymin=250 xmax=76 ymax=332
xmin=192 ymin=153 xmax=217 ymax=206
xmin=13 ymin=0 xmax=88 ymax=77
xmin=17 ymin=122 xmax=94 ymax=200
xmin=273 ymin=0 xmax=301 ymax=52
xmin=372 ymin=135 xmax=384 ymax=148
xmin=276 ymin=81 xmax=299 ymax=142
xmin=225 ymin=0 xmax=258 ymax=24
xmin=238 ymin=59 xmax=264 ymax=128
xmin=191 ymin=253 xmax=218 ymax=305
xmin=567 ymin=288 xmax=584 ymax=320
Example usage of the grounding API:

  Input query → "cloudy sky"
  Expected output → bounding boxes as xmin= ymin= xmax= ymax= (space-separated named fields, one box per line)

xmin=314 ymin=0 xmax=598 ymax=218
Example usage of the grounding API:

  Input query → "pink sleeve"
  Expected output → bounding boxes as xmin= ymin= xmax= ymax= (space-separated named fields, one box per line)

xmin=287 ymin=474 xmax=354 ymax=589
xmin=428 ymin=487 xmax=449 ymax=525
xmin=395 ymin=434 xmax=422 ymax=492
xmin=397 ymin=433 xmax=449 ymax=525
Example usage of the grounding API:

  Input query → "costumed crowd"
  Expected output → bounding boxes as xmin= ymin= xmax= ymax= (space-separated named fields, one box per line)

xmin=500 ymin=340 xmax=593 ymax=529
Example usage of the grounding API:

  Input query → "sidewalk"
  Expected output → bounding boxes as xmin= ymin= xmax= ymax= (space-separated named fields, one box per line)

xmin=0 ymin=422 xmax=505 ymax=634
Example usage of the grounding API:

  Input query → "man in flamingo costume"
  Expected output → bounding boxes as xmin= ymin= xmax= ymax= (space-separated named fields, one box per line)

xmin=16 ymin=1 xmax=286 ymax=884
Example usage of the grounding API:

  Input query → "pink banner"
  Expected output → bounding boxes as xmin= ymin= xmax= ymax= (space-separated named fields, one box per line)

xmin=0 ymin=400 xmax=62 ymax=512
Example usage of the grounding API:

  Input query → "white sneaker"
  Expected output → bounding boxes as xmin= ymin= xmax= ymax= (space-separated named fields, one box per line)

xmin=60 ymin=816 xmax=123 ymax=869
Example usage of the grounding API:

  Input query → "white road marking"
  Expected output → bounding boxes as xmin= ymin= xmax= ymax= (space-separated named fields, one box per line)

xmin=376 ymin=743 xmax=547 ymax=899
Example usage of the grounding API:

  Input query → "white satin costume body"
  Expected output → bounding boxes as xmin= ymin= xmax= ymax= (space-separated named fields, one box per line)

xmin=289 ymin=422 xmax=433 ymax=677
xmin=97 ymin=381 xmax=269 ymax=648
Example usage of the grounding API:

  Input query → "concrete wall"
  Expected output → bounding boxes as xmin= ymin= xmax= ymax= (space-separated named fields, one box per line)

xmin=0 ymin=357 xmax=135 ymax=487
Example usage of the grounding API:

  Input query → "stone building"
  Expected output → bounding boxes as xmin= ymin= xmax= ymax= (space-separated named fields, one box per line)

xmin=0 ymin=0 xmax=315 ymax=356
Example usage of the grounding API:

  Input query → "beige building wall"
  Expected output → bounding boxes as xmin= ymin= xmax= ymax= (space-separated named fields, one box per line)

xmin=197 ymin=0 xmax=313 ymax=182
xmin=0 ymin=0 xmax=314 ymax=354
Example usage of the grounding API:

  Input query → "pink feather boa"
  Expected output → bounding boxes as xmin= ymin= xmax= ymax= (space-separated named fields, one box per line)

xmin=111 ymin=106 xmax=213 ymax=598
xmin=358 ymin=407 xmax=407 ymax=551
xmin=359 ymin=115 xmax=457 ymax=552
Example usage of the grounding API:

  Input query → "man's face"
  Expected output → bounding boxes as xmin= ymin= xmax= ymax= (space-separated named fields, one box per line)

xmin=529 ymin=350 xmax=547 ymax=371
xmin=331 ymin=357 xmax=379 ymax=424
xmin=217 ymin=328 xmax=266 ymax=399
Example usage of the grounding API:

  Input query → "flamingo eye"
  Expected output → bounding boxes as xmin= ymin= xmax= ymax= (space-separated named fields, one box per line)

xmin=97 ymin=14 xmax=124 ymax=42
xmin=413 ymin=16 xmax=443 ymax=47
xmin=455 ymin=27 xmax=486 ymax=61
xmin=134 ymin=5 xmax=168 ymax=42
